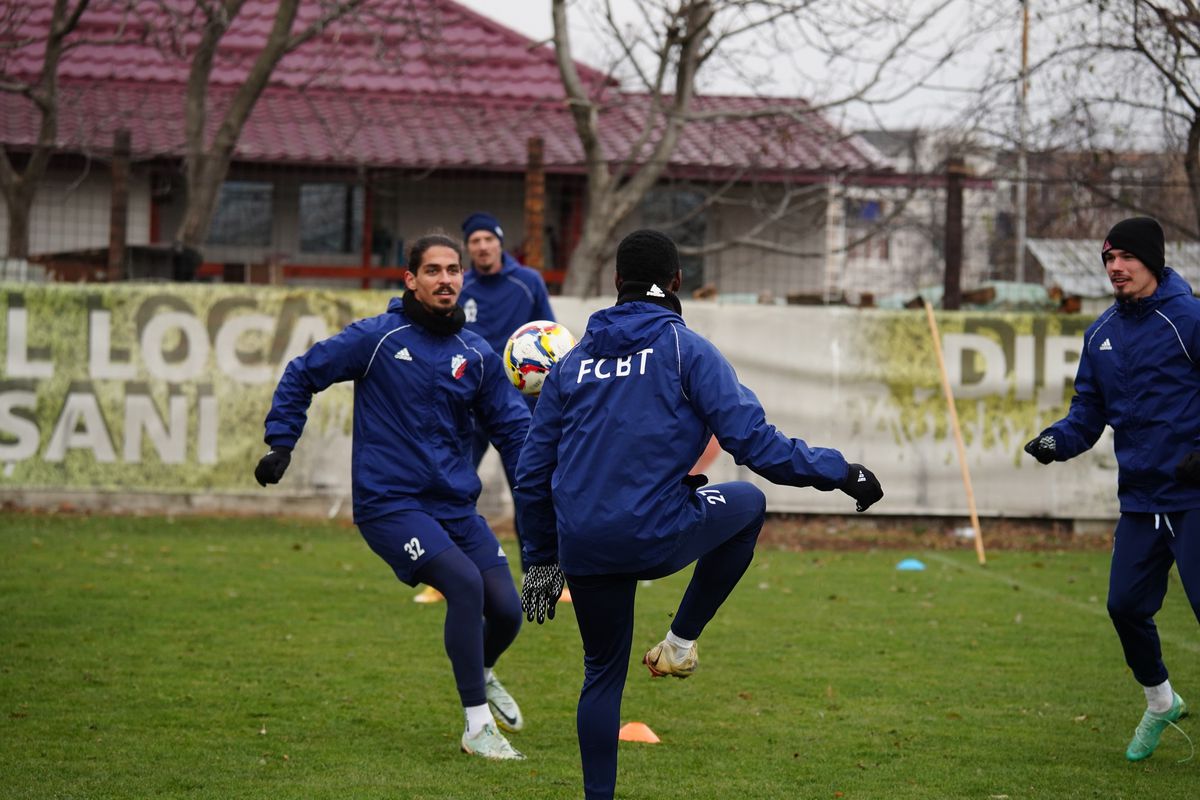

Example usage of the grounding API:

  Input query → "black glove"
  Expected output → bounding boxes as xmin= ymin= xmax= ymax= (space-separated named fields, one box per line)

xmin=682 ymin=473 xmax=709 ymax=489
xmin=521 ymin=563 xmax=565 ymax=624
xmin=254 ymin=446 xmax=292 ymax=486
xmin=1023 ymin=434 xmax=1056 ymax=465
xmin=840 ymin=463 xmax=883 ymax=512
xmin=1176 ymin=450 xmax=1200 ymax=485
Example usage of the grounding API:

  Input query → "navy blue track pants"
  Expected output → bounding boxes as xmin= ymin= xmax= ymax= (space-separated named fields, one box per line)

xmin=1107 ymin=510 xmax=1200 ymax=687
xmin=358 ymin=511 xmax=522 ymax=708
xmin=565 ymin=481 xmax=767 ymax=800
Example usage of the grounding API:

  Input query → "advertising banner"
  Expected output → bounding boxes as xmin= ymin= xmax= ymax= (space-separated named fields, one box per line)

xmin=0 ymin=283 xmax=379 ymax=498
xmin=0 ymin=285 xmax=1118 ymax=519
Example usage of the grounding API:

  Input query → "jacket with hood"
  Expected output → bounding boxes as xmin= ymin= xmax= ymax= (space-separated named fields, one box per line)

xmin=514 ymin=300 xmax=850 ymax=576
xmin=1041 ymin=267 xmax=1200 ymax=512
xmin=460 ymin=252 xmax=556 ymax=355
xmin=264 ymin=296 xmax=531 ymax=523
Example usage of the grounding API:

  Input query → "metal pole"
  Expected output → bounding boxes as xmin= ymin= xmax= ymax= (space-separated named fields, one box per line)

xmin=944 ymin=158 xmax=966 ymax=310
xmin=360 ymin=174 xmax=373 ymax=291
xmin=1015 ymin=0 xmax=1030 ymax=283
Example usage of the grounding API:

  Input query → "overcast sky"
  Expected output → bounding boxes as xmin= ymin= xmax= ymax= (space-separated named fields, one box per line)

xmin=454 ymin=0 xmax=1026 ymax=132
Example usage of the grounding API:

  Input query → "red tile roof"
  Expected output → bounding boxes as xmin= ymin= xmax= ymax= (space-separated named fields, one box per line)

xmin=5 ymin=0 xmax=594 ymax=99
xmin=1 ymin=0 xmax=885 ymax=178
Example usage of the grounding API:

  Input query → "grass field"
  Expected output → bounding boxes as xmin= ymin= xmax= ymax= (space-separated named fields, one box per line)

xmin=2 ymin=513 xmax=1196 ymax=799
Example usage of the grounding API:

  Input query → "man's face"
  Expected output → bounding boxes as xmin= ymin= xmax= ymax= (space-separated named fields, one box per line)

xmin=404 ymin=245 xmax=463 ymax=312
xmin=1104 ymin=248 xmax=1157 ymax=301
xmin=466 ymin=231 xmax=503 ymax=275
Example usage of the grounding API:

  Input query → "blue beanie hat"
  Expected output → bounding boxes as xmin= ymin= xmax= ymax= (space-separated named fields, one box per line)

xmin=462 ymin=212 xmax=504 ymax=242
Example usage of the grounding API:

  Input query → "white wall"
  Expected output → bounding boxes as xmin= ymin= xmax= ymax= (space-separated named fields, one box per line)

xmin=0 ymin=168 xmax=151 ymax=255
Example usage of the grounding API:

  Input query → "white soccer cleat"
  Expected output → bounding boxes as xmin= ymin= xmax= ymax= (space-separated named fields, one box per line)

xmin=461 ymin=722 xmax=526 ymax=760
xmin=643 ymin=639 xmax=698 ymax=679
xmin=485 ymin=673 xmax=524 ymax=733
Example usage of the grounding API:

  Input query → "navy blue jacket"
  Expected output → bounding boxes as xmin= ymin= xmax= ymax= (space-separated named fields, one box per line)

xmin=1041 ymin=268 xmax=1200 ymax=512
xmin=264 ymin=296 xmax=531 ymax=523
xmin=515 ymin=301 xmax=850 ymax=575
xmin=460 ymin=252 xmax=555 ymax=353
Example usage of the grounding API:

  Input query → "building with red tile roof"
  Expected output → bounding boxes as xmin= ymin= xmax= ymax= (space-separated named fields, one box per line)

xmin=1 ymin=0 xmax=893 ymax=297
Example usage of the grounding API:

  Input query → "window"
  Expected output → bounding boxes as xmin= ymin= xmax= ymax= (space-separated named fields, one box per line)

xmin=207 ymin=181 xmax=273 ymax=246
xmin=300 ymin=183 xmax=363 ymax=254
xmin=641 ymin=189 xmax=706 ymax=293
xmin=844 ymin=198 xmax=889 ymax=260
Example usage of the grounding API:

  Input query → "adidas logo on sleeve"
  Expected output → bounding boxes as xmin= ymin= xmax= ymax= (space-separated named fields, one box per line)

xmin=1098 ymin=338 xmax=1112 ymax=351
xmin=395 ymin=347 xmax=413 ymax=361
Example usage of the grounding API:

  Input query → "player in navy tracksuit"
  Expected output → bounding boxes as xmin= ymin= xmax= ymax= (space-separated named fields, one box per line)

xmin=515 ymin=230 xmax=884 ymax=800
xmin=1026 ymin=217 xmax=1200 ymax=762
xmin=254 ymin=234 xmax=531 ymax=761
xmin=459 ymin=212 xmax=556 ymax=571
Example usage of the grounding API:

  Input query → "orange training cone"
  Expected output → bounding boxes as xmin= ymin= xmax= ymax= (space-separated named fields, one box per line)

xmin=618 ymin=721 xmax=660 ymax=743
xmin=559 ymin=585 xmax=573 ymax=603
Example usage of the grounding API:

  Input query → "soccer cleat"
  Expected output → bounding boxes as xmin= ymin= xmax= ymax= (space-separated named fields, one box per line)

xmin=413 ymin=585 xmax=444 ymax=604
xmin=1126 ymin=692 xmax=1188 ymax=761
xmin=643 ymin=639 xmax=698 ymax=679
xmin=461 ymin=722 xmax=525 ymax=760
xmin=485 ymin=674 xmax=524 ymax=733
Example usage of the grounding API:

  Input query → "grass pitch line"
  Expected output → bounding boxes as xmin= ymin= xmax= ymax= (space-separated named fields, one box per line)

xmin=922 ymin=552 xmax=1200 ymax=655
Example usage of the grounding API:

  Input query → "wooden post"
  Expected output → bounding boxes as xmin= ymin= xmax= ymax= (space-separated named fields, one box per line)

xmin=924 ymin=299 xmax=987 ymax=565
xmin=524 ymin=136 xmax=545 ymax=270
xmin=107 ymin=129 xmax=131 ymax=282
xmin=943 ymin=157 xmax=967 ymax=310
xmin=360 ymin=175 xmax=374 ymax=290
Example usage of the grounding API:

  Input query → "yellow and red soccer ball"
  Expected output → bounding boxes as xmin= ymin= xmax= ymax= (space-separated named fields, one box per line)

xmin=503 ymin=320 xmax=576 ymax=395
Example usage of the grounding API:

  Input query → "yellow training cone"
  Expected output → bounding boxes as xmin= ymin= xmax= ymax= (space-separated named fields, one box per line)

xmin=413 ymin=586 xmax=444 ymax=604
xmin=618 ymin=721 xmax=660 ymax=743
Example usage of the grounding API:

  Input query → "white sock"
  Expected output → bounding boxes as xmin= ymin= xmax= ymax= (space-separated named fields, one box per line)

xmin=1144 ymin=679 xmax=1174 ymax=714
xmin=665 ymin=630 xmax=695 ymax=654
xmin=483 ymin=667 xmax=494 ymax=683
xmin=464 ymin=703 xmax=493 ymax=736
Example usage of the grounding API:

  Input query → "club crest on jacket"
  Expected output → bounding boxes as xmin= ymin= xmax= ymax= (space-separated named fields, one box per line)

xmin=451 ymin=354 xmax=468 ymax=379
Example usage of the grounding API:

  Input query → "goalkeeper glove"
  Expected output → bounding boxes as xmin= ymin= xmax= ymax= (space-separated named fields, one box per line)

xmin=1023 ymin=434 xmax=1056 ymax=465
xmin=255 ymin=446 xmax=292 ymax=486
xmin=840 ymin=463 xmax=883 ymax=512
xmin=521 ymin=563 xmax=565 ymax=624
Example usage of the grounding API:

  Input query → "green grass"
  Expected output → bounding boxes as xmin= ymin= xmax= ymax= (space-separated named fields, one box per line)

xmin=1 ymin=514 xmax=1196 ymax=799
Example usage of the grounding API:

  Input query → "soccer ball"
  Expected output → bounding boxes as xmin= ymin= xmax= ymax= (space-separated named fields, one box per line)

xmin=503 ymin=320 xmax=576 ymax=396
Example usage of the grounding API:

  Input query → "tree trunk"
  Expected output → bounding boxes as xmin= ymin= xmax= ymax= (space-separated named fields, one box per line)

xmin=562 ymin=203 xmax=622 ymax=297
xmin=5 ymin=185 xmax=33 ymax=259
xmin=177 ymin=154 xmax=232 ymax=249
xmin=1186 ymin=116 xmax=1200 ymax=239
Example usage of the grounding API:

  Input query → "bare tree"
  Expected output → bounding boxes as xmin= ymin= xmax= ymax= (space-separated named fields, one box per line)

xmin=0 ymin=0 xmax=90 ymax=259
xmin=998 ymin=1 xmax=1200 ymax=241
xmin=551 ymin=0 xmax=999 ymax=296
xmin=141 ymin=0 xmax=368 ymax=252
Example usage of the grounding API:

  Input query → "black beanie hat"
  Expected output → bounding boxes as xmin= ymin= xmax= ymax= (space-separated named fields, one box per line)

xmin=616 ymin=229 xmax=680 ymax=285
xmin=1102 ymin=217 xmax=1165 ymax=279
